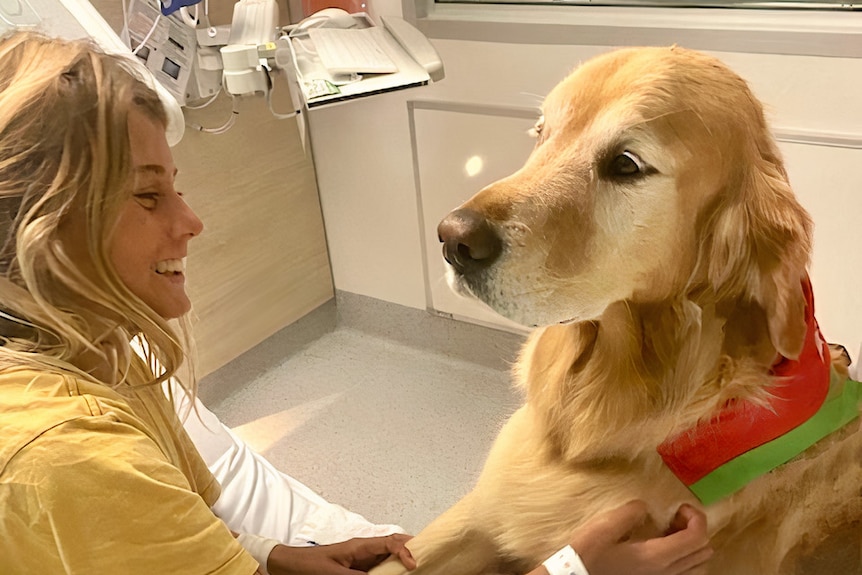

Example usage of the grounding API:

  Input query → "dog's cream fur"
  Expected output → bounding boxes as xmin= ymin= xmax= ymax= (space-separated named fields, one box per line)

xmin=370 ymin=46 xmax=862 ymax=574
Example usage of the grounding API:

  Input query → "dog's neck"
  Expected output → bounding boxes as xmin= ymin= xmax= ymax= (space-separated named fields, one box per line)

xmin=519 ymin=293 xmax=778 ymax=462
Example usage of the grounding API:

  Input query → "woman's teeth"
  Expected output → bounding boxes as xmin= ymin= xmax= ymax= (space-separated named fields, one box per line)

xmin=155 ymin=259 xmax=185 ymax=275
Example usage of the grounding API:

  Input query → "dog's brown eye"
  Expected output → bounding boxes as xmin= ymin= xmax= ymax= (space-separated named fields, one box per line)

xmin=610 ymin=152 xmax=642 ymax=176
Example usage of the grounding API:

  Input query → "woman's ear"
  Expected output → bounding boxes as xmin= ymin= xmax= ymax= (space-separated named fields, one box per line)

xmin=706 ymin=148 xmax=812 ymax=360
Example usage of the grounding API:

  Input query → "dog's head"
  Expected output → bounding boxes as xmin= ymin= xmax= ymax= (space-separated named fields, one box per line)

xmin=439 ymin=46 xmax=812 ymax=359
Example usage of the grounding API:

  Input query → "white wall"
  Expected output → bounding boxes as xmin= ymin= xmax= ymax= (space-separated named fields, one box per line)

xmin=307 ymin=7 xmax=862 ymax=361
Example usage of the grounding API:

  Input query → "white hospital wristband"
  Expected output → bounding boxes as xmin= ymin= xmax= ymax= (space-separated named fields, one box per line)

xmin=542 ymin=545 xmax=590 ymax=575
xmin=236 ymin=532 xmax=280 ymax=575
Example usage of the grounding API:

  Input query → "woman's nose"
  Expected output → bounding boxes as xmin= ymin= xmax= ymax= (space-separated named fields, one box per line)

xmin=176 ymin=196 xmax=204 ymax=238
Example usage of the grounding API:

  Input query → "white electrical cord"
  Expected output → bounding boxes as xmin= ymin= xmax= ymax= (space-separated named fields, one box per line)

xmin=178 ymin=5 xmax=198 ymax=27
xmin=120 ymin=0 xmax=131 ymax=46
xmin=127 ymin=0 xmax=163 ymax=55
xmin=184 ymin=89 xmax=221 ymax=110
xmin=286 ymin=17 xmax=330 ymax=38
xmin=126 ymin=0 xmax=202 ymax=55
xmin=186 ymin=94 xmax=239 ymax=134
xmin=263 ymin=67 xmax=300 ymax=120
xmin=131 ymin=13 xmax=160 ymax=55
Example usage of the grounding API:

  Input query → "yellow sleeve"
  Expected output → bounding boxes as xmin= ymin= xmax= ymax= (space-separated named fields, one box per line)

xmin=0 ymin=413 xmax=260 ymax=575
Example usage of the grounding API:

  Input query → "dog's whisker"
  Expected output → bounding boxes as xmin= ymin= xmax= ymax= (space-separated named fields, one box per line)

xmin=517 ymin=91 xmax=546 ymax=110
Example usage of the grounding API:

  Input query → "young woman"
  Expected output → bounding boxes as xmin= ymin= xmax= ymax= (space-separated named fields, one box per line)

xmin=0 ymin=31 xmax=710 ymax=575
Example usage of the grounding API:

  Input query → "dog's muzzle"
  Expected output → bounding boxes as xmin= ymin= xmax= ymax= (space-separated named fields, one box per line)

xmin=437 ymin=208 xmax=503 ymax=275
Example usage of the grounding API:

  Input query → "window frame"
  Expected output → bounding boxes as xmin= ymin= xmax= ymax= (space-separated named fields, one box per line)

xmin=404 ymin=0 xmax=862 ymax=58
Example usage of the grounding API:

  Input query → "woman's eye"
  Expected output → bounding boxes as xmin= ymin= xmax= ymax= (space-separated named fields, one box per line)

xmin=133 ymin=193 xmax=159 ymax=209
xmin=609 ymin=151 xmax=644 ymax=177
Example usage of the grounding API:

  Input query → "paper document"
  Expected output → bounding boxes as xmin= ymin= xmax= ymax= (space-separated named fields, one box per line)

xmin=308 ymin=27 xmax=398 ymax=75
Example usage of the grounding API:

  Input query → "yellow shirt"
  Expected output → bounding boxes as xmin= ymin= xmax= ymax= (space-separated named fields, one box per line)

xmin=0 ymin=368 xmax=259 ymax=575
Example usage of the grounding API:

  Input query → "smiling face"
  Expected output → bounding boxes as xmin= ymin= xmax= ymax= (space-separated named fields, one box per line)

xmin=108 ymin=110 xmax=203 ymax=320
xmin=439 ymin=47 xmax=753 ymax=327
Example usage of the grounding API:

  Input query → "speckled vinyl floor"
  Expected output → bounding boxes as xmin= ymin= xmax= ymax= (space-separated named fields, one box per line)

xmin=198 ymin=292 xmax=526 ymax=534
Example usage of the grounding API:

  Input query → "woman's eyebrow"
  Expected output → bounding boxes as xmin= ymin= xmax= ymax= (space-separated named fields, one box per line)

xmin=133 ymin=164 xmax=179 ymax=179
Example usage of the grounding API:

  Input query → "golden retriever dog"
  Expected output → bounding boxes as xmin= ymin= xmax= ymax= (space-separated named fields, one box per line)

xmin=370 ymin=46 xmax=862 ymax=574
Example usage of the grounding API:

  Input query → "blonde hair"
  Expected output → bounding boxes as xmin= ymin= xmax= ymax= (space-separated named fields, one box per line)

xmin=0 ymin=31 xmax=194 ymax=392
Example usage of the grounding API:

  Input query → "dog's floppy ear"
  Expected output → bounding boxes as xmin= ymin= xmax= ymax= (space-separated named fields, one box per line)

xmin=706 ymin=143 xmax=813 ymax=360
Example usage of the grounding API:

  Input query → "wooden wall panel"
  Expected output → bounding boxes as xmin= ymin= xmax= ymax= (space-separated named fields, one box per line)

xmin=177 ymin=97 xmax=333 ymax=378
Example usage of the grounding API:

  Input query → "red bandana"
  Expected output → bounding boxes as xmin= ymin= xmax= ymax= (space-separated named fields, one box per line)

xmin=656 ymin=278 xmax=855 ymax=504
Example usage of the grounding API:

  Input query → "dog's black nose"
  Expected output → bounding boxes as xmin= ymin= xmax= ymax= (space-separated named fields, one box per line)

xmin=437 ymin=208 xmax=502 ymax=274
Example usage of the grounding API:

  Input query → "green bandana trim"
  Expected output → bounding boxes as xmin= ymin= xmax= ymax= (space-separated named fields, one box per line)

xmin=690 ymin=372 xmax=862 ymax=505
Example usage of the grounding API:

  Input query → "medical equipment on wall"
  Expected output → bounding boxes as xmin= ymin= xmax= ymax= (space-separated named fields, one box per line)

xmin=220 ymin=0 xmax=279 ymax=96
xmin=126 ymin=0 xmax=199 ymax=106
xmin=124 ymin=0 xmax=303 ymax=136
xmin=0 ymin=0 xmax=186 ymax=145
xmin=2 ymin=0 xmax=443 ymax=138
xmin=168 ymin=0 xmax=444 ymax=132
xmin=125 ymin=0 xmax=282 ymax=101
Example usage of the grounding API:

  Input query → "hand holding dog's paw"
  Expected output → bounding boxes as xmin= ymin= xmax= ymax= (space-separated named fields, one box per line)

xmin=567 ymin=500 xmax=713 ymax=575
xmin=268 ymin=534 xmax=417 ymax=575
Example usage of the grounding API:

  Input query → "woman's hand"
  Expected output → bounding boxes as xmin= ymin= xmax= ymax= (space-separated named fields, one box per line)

xmin=529 ymin=501 xmax=713 ymax=575
xmin=570 ymin=501 xmax=712 ymax=575
xmin=267 ymin=534 xmax=416 ymax=575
